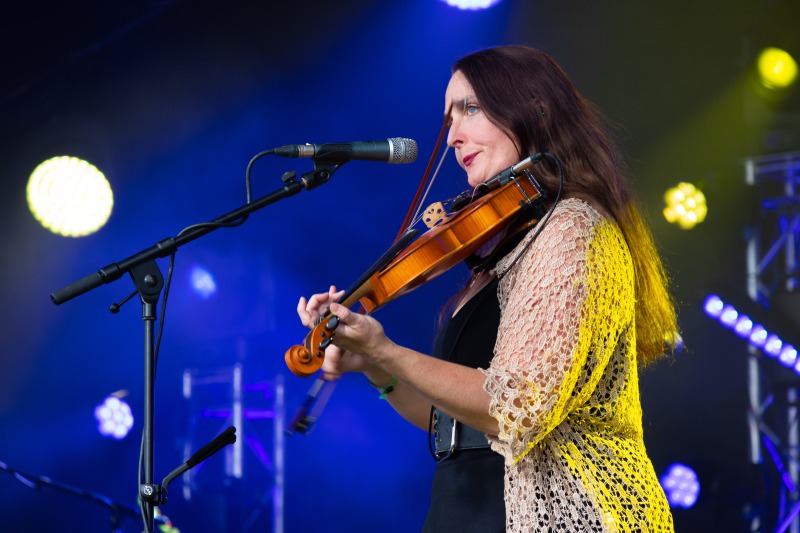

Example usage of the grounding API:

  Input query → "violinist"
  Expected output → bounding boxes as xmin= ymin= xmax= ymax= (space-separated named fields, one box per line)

xmin=297 ymin=45 xmax=679 ymax=532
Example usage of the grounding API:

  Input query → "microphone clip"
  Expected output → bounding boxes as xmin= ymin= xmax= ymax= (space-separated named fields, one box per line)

xmin=299 ymin=164 xmax=341 ymax=191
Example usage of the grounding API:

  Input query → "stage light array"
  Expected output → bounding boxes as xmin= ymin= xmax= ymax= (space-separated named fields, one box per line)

xmin=663 ymin=182 xmax=707 ymax=229
xmin=703 ymin=294 xmax=798 ymax=370
xmin=94 ymin=395 xmax=134 ymax=440
xmin=189 ymin=265 xmax=217 ymax=299
xmin=440 ymin=0 xmax=502 ymax=10
xmin=660 ymin=463 xmax=700 ymax=509
xmin=757 ymin=47 xmax=798 ymax=90
xmin=26 ymin=156 xmax=114 ymax=237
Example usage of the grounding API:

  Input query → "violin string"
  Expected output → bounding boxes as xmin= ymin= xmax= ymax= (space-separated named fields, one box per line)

xmin=408 ymin=145 xmax=451 ymax=229
xmin=396 ymin=106 xmax=453 ymax=240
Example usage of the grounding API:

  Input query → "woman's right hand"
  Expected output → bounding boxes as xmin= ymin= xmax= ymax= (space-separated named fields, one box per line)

xmin=297 ymin=286 xmax=374 ymax=379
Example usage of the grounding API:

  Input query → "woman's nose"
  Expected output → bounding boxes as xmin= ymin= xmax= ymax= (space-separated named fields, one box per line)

xmin=447 ymin=120 xmax=463 ymax=148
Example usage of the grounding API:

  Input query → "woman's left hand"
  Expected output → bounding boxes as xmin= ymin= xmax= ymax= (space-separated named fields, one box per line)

xmin=327 ymin=302 xmax=393 ymax=365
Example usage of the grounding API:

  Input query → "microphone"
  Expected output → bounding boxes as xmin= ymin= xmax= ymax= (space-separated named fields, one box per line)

xmin=273 ymin=138 xmax=418 ymax=165
xmin=489 ymin=152 xmax=544 ymax=184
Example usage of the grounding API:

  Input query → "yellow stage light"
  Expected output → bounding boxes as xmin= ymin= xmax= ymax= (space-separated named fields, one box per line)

xmin=26 ymin=156 xmax=114 ymax=237
xmin=757 ymin=47 xmax=798 ymax=90
xmin=663 ymin=182 xmax=707 ymax=230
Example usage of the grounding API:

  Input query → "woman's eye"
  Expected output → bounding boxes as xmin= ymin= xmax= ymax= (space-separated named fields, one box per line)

xmin=465 ymin=104 xmax=480 ymax=115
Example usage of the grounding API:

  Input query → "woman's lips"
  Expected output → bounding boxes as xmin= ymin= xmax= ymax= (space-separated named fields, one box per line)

xmin=462 ymin=153 xmax=476 ymax=167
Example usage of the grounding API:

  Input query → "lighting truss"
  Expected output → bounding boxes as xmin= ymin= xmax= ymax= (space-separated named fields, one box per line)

xmin=745 ymin=151 xmax=800 ymax=304
xmin=741 ymin=151 xmax=800 ymax=532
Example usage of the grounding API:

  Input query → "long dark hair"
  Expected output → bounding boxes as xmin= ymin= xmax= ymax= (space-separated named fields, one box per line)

xmin=453 ymin=45 xmax=677 ymax=366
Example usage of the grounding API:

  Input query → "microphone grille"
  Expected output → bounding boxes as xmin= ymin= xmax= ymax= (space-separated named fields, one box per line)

xmin=388 ymin=138 xmax=418 ymax=164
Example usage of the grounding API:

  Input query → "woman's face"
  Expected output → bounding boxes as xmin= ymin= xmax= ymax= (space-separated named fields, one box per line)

xmin=445 ymin=70 xmax=520 ymax=188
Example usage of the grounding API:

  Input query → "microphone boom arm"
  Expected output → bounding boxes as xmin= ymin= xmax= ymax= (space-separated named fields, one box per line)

xmin=50 ymin=165 xmax=339 ymax=305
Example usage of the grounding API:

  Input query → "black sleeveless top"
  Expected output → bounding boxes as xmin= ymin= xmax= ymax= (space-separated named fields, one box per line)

xmin=422 ymin=277 xmax=505 ymax=532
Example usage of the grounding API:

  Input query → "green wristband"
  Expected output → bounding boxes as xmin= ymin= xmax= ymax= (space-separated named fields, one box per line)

xmin=369 ymin=376 xmax=398 ymax=399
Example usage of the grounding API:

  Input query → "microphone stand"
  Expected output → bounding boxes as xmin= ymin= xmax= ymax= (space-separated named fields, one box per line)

xmin=1 ymin=427 xmax=235 ymax=532
xmin=0 ymin=459 xmax=153 ymax=532
xmin=50 ymin=164 xmax=340 ymax=533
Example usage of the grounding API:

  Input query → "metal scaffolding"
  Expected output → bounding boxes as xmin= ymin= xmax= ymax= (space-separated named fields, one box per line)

xmin=744 ymin=151 xmax=800 ymax=533
xmin=181 ymin=363 xmax=285 ymax=533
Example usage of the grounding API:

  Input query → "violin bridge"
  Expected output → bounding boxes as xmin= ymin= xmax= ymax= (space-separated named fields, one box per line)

xmin=423 ymin=201 xmax=447 ymax=228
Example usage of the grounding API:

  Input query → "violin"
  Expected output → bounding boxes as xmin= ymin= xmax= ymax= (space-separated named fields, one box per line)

xmin=284 ymin=154 xmax=547 ymax=377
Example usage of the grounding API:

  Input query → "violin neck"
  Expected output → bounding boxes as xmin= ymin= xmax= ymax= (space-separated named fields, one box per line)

xmin=338 ymin=228 xmax=420 ymax=313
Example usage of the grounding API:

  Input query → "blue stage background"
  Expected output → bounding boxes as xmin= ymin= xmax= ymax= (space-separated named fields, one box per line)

xmin=1 ymin=1 xmax=799 ymax=531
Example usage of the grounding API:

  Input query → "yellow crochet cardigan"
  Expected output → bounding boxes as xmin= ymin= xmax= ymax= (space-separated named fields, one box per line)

xmin=483 ymin=198 xmax=673 ymax=532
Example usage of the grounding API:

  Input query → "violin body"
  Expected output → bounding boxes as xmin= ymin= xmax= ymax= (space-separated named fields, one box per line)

xmin=285 ymin=172 xmax=544 ymax=377
xmin=360 ymin=175 xmax=542 ymax=312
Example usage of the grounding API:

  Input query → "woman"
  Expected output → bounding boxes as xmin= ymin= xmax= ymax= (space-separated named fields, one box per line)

xmin=297 ymin=45 xmax=678 ymax=532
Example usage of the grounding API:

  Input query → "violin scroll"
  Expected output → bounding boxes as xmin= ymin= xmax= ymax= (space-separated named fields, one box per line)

xmin=284 ymin=345 xmax=320 ymax=378
xmin=285 ymin=314 xmax=341 ymax=377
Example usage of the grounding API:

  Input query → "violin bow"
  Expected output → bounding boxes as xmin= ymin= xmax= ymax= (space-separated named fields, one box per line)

xmin=394 ymin=107 xmax=452 ymax=241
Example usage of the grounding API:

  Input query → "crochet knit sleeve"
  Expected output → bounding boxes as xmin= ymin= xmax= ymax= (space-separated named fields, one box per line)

xmin=482 ymin=199 xmax=632 ymax=464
